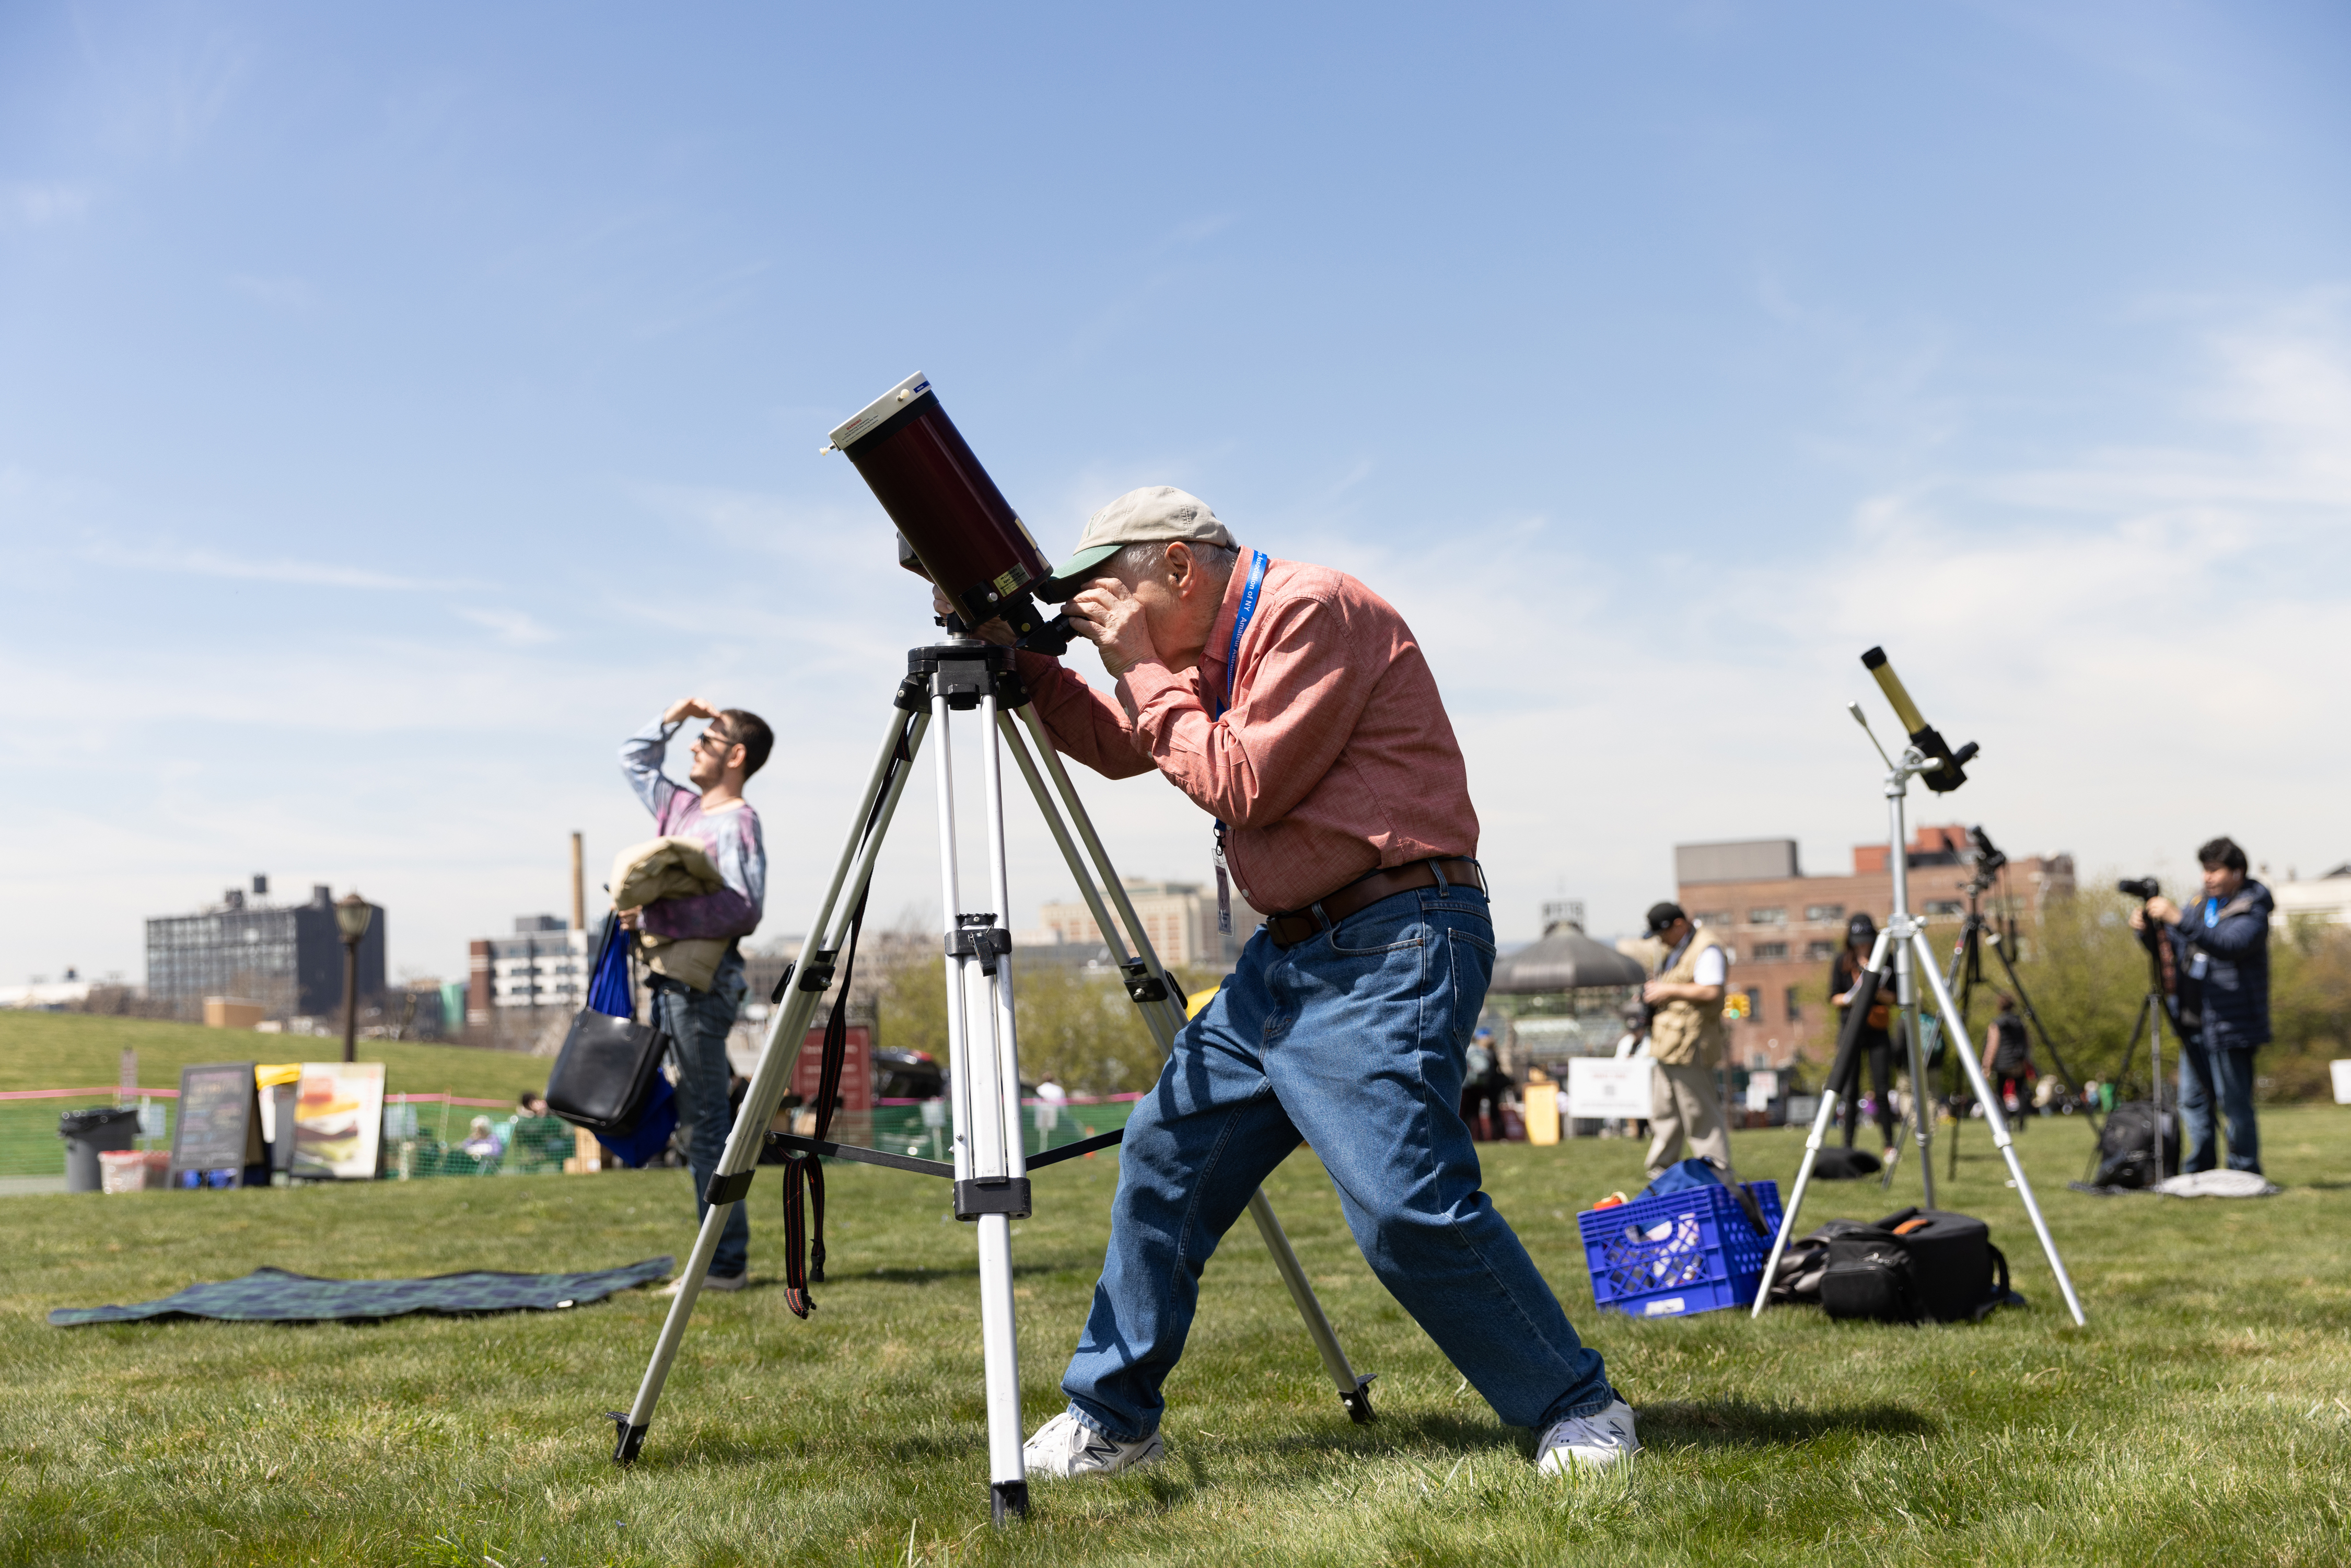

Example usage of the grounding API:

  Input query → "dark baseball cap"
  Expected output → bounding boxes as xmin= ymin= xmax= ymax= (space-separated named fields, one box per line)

xmin=1847 ymin=912 xmax=1878 ymax=941
xmin=1645 ymin=902 xmax=1686 ymax=935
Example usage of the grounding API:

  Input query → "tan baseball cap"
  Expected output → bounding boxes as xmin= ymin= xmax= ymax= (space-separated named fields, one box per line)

xmin=1039 ymin=486 xmax=1235 ymax=597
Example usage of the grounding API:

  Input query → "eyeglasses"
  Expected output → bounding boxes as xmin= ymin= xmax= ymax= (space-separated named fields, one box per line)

xmin=693 ymin=728 xmax=735 ymax=753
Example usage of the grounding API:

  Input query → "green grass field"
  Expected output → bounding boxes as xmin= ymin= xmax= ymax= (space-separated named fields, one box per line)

xmin=0 ymin=1011 xmax=560 ymax=1102
xmin=2 ymin=1075 xmax=2345 ymax=1565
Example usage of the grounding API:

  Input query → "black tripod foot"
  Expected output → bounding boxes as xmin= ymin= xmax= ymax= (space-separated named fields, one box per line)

xmin=991 ymin=1480 xmax=1030 ymax=1525
xmin=1341 ymin=1374 xmax=1378 ymax=1425
xmin=607 ymin=1411 xmax=647 ymax=1465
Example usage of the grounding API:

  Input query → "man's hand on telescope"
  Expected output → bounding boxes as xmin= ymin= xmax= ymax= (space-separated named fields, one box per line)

xmin=930 ymin=588 xmax=1016 ymax=647
xmin=2132 ymin=896 xmax=2182 ymax=930
xmin=1067 ymin=576 xmax=1156 ymax=679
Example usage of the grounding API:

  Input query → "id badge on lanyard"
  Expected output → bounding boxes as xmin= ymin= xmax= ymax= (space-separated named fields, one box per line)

xmin=1212 ymin=550 xmax=1270 ymax=935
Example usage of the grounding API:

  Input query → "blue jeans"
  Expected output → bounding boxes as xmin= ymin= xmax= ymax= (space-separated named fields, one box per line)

xmin=1060 ymin=880 xmax=1614 ymax=1442
xmin=2177 ymin=1025 xmax=2261 ymax=1174
xmin=651 ymin=949 xmax=751 ymax=1279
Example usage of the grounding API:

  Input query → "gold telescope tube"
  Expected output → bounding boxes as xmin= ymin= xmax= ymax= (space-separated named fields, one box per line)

xmin=1860 ymin=646 xmax=1928 ymax=737
xmin=1858 ymin=645 xmax=1975 ymax=792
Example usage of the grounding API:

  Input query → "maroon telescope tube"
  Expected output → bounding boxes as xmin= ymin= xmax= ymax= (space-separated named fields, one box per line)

xmin=828 ymin=373 xmax=1067 ymax=644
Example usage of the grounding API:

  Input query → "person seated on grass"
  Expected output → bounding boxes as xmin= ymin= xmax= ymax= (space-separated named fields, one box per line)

xmin=460 ymin=1116 xmax=503 ymax=1164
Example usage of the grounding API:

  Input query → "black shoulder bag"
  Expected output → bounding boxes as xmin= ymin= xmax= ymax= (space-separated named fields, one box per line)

xmin=546 ymin=922 xmax=673 ymax=1138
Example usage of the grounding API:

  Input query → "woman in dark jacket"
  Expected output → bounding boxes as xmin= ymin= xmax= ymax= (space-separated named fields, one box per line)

xmin=1829 ymin=913 xmax=1900 ymax=1159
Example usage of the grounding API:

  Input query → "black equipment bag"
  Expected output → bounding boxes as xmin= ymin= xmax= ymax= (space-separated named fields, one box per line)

xmin=1811 ymin=1147 xmax=1881 ymax=1181
xmin=546 ymin=926 xmax=672 ymax=1139
xmin=2092 ymin=1100 xmax=2177 ymax=1190
xmin=1820 ymin=1207 xmax=2013 ymax=1323
xmin=1768 ymin=1218 xmax=1875 ymax=1304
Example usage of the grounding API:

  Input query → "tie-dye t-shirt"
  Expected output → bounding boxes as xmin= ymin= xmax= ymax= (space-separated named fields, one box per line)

xmin=620 ymin=716 xmax=766 ymax=942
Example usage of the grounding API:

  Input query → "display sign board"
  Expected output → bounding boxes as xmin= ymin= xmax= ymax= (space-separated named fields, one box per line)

xmin=290 ymin=1062 xmax=386 ymax=1180
xmin=790 ymin=1025 xmax=873 ymax=1113
xmin=169 ymin=1063 xmax=264 ymax=1187
xmin=1566 ymin=1058 xmax=1654 ymax=1119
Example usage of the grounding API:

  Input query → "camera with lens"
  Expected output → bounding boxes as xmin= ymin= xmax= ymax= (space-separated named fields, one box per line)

xmin=2116 ymin=877 xmax=2161 ymax=901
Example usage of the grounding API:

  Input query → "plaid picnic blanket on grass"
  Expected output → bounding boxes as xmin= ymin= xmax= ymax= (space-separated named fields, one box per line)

xmin=49 ymin=1258 xmax=673 ymax=1326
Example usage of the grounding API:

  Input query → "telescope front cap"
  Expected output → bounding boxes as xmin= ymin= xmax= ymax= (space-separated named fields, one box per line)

xmin=828 ymin=370 xmax=930 ymax=451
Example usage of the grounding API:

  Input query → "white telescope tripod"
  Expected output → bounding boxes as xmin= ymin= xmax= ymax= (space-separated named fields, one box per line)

xmin=610 ymin=640 xmax=1376 ymax=1525
xmin=1750 ymin=703 xmax=2087 ymax=1326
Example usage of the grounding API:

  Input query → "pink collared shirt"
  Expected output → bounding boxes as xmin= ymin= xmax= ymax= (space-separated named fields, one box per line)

xmin=1017 ymin=554 xmax=1479 ymax=915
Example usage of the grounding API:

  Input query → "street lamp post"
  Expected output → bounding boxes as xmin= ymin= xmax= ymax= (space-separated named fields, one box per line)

xmin=334 ymin=893 xmax=375 ymax=1065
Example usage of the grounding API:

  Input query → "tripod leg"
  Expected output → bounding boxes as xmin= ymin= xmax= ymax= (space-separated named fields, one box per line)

xmin=1753 ymin=928 xmax=1891 ymax=1316
xmin=614 ymin=704 xmax=928 ymax=1462
xmin=1893 ymin=932 xmax=1936 ymax=1207
xmin=935 ymin=688 xmax=1031 ymax=1523
xmin=1907 ymin=930 xmax=2086 ymax=1325
xmin=1004 ymin=704 xmax=1376 ymax=1422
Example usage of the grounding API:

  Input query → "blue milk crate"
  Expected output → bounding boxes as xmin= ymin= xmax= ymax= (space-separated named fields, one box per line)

xmin=1576 ymin=1179 xmax=1784 ymax=1319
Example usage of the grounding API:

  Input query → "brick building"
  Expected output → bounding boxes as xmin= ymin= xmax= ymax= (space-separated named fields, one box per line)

xmin=1673 ymin=829 xmax=2074 ymax=1071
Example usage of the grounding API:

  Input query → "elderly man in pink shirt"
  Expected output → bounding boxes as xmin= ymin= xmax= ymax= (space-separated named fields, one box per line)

xmin=985 ymin=486 xmax=1636 ymax=1480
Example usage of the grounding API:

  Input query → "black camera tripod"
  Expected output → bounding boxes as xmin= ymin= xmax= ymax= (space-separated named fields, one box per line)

xmin=1933 ymin=827 xmax=2097 ymax=1181
xmin=2088 ymin=888 xmax=2177 ymax=1187
xmin=609 ymin=640 xmax=1375 ymax=1525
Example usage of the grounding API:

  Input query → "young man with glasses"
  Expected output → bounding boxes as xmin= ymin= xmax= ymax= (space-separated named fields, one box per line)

xmin=621 ymin=697 xmax=774 ymax=1290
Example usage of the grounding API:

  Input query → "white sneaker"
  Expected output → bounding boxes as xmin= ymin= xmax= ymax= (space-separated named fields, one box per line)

xmin=658 ymin=1271 xmax=748 ymax=1297
xmin=1535 ymin=1399 xmax=1640 ymax=1474
xmin=1022 ymin=1410 xmax=1165 ymax=1479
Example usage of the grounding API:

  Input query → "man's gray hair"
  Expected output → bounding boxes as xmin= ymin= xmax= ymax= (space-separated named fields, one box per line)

xmin=1112 ymin=538 xmax=1241 ymax=582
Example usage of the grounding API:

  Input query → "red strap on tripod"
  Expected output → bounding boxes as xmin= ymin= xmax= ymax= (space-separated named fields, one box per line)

xmin=779 ymin=892 xmax=865 ymax=1318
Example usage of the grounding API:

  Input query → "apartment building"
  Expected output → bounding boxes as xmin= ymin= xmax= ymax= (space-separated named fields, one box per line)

xmin=1032 ymin=877 xmax=1258 ymax=970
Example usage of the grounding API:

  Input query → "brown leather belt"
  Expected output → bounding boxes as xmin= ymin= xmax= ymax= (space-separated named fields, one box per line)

xmin=1264 ymin=858 xmax=1487 ymax=949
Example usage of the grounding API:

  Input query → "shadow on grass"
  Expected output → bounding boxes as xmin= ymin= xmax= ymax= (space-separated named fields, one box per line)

xmin=1638 ymin=1396 xmax=1938 ymax=1449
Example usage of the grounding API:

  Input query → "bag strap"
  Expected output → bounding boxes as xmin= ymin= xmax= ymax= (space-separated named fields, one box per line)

xmin=777 ymin=891 xmax=867 ymax=1318
xmin=1969 ymin=1244 xmax=2012 ymax=1322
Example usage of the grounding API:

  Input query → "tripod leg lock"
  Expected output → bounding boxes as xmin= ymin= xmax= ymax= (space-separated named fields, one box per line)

xmin=607 ymin=1411 xmax=648 ymax=1465
xmin=1121 ymin=961 xmax=1170 ymax=1004
xmin=1341 ymin=1373 xmax=1378 ymax=1425
xmin=953 ymin=1177 xmax=1032 ymax=1220
xmin=704 ymin=1170 xmax=756 ymax=1206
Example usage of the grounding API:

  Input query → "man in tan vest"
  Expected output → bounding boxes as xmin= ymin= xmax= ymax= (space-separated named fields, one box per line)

xmin=1639 ymin=902 xmax=1738 ymax=1181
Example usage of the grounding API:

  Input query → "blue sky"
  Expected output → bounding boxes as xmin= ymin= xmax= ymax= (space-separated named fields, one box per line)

xmin=4 ymin=0 xmax=2347 ymax=988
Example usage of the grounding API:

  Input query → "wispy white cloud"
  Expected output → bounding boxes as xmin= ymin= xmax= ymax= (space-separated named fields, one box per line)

xmin=229 ymin=273 xmax=318 ymax=312
xmin=5 ymin=182 xmax=96 ymax=228
xmin=451 ymin=606 xmax=560 ymax=646
xmin=85 ymin=539 xmax=463 ymax=591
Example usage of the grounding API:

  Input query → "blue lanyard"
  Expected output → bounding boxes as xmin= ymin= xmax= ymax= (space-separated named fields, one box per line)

xmin=2203 ymin=897 xmax=2221 ymax=928
xmin=1215 ymin=550 xmax=1270 ymax=720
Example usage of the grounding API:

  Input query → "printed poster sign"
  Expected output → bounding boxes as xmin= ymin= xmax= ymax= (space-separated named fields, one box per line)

xmin=290 ymin=1062 xmax=386 ymax=1180
xmin=1566 ymin=1058 xmax=1654 ymax=1119
xmin=790 ymin=1025 xmax=872 ymax=1113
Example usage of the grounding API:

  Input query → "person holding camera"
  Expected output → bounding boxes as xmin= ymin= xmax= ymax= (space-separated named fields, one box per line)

xmin=1638 ymin=902 xmax=1738 ymax=1182
xmin=2128 ymin=836 xmax=2272 ymax=1175
xmin=967 ymin=486 xmax=1633 ymax=1480
xmin=1828 ymin=913 xmax=1901 ymax=1160
xmin=620 ymin=698 xmax=774 ymax=1291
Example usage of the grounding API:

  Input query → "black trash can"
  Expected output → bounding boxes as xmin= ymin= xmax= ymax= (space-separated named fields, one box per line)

xmin=60 ymin=1106 xmax=141 ymax=1193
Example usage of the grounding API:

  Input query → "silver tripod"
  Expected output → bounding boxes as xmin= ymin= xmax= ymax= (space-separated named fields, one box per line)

xmin=1750 ymin=705 xmax=2087 ymax=1326
xmin=610 ymin=640 xmax=1374 ymax=1524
